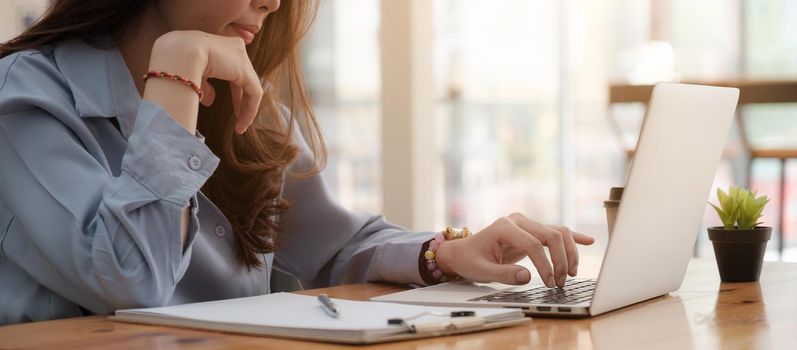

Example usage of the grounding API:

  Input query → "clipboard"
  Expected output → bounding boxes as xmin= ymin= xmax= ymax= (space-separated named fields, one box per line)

xmin=111 ymin=293 xmax=530 ymax=344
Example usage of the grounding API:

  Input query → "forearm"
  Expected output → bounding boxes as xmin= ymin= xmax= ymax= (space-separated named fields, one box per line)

xmin=142 ymin=32 xmax=206 ymax=134
xmin=142 ymin=33 xmax=207 ymax=244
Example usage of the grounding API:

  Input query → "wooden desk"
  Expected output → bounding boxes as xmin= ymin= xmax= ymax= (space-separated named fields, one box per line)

xmin=2 ymin=259 xmax=796 ymax=349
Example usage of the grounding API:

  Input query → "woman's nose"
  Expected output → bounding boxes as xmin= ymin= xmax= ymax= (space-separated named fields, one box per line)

xmin=255 ymin=0 xmax=281 ymax=13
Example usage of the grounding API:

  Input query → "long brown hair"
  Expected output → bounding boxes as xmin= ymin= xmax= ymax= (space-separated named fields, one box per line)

xmin=0 ymin=0 xmax=326 ymax=269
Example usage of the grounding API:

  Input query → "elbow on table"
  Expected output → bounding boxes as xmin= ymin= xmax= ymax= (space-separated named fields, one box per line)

xmin=91 ymin=283 xmax=176 ymax=314
xmin=89 ymin=265 xmax=180 ymax=313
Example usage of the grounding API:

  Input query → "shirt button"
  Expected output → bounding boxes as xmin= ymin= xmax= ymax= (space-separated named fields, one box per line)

xmin=214 ymin=225 xmax=227 ymax=237
xmin=188 ymin=156 xmax=202 ymax=170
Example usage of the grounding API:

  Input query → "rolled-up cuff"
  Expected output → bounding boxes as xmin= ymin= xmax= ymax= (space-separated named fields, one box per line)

xmin=371 ymin=231 xmax=437 ymax=286
xmin=121 ymin=101 xmax=219 ymax=206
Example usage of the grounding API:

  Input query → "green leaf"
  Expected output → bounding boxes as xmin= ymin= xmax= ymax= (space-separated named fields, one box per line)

xmin=708 ymin=202 xmax=722 ymax=217
xmin=717 ymin=188 xmax=730 ymax=211
xmin=729 ymin=186 xmax=740 ymax=202
xmin=709 ymin=186 xmax=770 ymax=230
xmin=709 ymin=202 xmax=734 ymax=229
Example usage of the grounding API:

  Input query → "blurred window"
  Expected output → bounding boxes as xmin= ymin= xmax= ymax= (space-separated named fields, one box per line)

xmin=302 ymin=0 xmax=382 ymax=213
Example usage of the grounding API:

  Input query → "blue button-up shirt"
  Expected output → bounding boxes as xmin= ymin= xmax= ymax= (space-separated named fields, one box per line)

xmin=0 ymin=35 xmax=433 ymax=325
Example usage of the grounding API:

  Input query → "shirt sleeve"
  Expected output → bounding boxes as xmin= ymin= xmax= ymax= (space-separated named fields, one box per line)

xmin=0 ymin=101 xmax=218 ymax=314
xmin=273 ymin=106 xmax=436 ymax=288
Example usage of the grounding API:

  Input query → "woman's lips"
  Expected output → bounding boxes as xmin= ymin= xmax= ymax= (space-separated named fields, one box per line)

xmin=231 ymin=24 xmax=256 ymax=44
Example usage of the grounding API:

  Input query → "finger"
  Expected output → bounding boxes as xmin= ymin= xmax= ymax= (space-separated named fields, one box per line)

xmin=200 ymin=79 xmax=216 ymax=107
xmin=573 ymin=232 xmax=595 ymax=245
xmin=549 ymin=225 xmax=580 ymax=277
xmin=236 ymin=74 xmax=263 ymax=134
xmin=471 ymin=262 xmax=531 ymax=285
xmin=230 ymin=85 xmax=244 ymax=132
xmin=509 ymin=213 xmax=568 ymax=287
xmin=499 ymin=222 xmax=555 ymax=287
xmin=542 ymin=230 xmax=568 ymax=287
xmin=229 ymin=70 xmax=262 ymax=134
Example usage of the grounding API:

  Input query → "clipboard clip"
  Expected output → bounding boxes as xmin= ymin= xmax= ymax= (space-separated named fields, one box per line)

xmin=387 ymin=311 xmax=485 ymax=334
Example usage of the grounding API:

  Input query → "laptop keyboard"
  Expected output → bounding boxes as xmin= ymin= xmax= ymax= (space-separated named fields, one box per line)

xmin=467 ymin=279 xmax=596 ymax=305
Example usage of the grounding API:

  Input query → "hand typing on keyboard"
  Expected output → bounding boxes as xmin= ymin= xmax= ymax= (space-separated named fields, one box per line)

xmin=434 ymin=213 xmax=594 ymax=288
xmin=467 ymin=279 xmax=597 ymax=305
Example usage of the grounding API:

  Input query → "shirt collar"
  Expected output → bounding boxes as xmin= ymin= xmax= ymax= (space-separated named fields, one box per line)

xmin=53 ymin=35 xmax=141 ymax=138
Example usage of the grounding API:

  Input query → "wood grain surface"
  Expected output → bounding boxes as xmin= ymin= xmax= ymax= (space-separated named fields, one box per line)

xmin=1 ymin=259 xmax=795 ymax=349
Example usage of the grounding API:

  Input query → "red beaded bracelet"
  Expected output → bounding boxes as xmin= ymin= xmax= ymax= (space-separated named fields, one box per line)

xmin=142 ymin=70 xmax=204 ymax=100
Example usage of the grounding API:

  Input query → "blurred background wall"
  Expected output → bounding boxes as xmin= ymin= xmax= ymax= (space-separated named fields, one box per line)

xmin=300 ymin=0 xmax=797 ymax=262
xmin=3 ymin=0 xmax=796 ymax=262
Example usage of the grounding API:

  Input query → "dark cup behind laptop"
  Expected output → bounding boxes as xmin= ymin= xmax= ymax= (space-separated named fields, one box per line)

xmin=603 ymin=187 xmax=624 ymax=236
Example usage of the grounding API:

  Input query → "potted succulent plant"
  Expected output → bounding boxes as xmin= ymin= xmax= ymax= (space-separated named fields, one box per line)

xmin=707 ymin=186 xmax=771 ymax=282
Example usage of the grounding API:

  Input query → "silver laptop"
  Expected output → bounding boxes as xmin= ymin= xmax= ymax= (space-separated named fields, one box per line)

xmin=372 ymin=83 xmax=739 ymax=317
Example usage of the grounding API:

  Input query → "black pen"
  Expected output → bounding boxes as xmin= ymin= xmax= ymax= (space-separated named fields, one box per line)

xmin=317 ymin=293 xmax=340 ymax=318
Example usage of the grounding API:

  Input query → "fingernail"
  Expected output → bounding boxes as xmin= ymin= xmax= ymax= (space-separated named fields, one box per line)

xmin=547 ymin=275 xmax=555 ymax=287
xmin=557 ymin=274 xmax=566 ymax=287
xmin=515 ymin=269 xmax=530 ymax=284
xmin=572 ymin=264 xmax=578 ymax=276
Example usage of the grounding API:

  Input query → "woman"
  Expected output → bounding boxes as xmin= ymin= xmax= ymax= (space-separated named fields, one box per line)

xmin=0 ymin=0 xmax=594 ymax=324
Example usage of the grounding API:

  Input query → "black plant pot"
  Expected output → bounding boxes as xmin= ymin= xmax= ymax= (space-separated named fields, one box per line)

xmin=708 ymin=226 xmax=771 ymax=282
